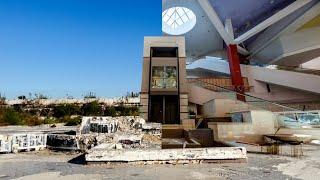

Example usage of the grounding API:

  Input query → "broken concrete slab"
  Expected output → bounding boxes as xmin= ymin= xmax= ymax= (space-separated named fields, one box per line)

xmin=0 ymin=124 xmax=77 ymax=134
xmin=142 ymin=122 xmax=161 ymax=131
xmin=85 ymin=147 xmax=247 ymax=164
xmin=0 ymin=135 xmax=13 ymax=153
xmin=0 ymin=133 xmax=47 ymax=153
xmin=0 ymin=124 xmax=78 ymax=153
xmin=80 ymin=116 xmax=119 ymax=134
xmin=47 ymin=133 xmax=78 ymax=150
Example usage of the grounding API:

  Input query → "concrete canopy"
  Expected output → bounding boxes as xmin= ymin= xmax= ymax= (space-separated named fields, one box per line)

xmin=162 ymin=0 xmax=320 ymax=66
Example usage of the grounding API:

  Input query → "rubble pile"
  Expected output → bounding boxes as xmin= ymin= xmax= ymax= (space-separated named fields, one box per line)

xmin=79 ymin=116 xmax=161 ymax=151
xmin=0 ymin=116 xmax=161 ymax=153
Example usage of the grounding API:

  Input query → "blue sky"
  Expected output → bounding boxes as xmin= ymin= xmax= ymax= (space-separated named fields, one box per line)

xmin=0 ymin=0 xmax=162 ymax=99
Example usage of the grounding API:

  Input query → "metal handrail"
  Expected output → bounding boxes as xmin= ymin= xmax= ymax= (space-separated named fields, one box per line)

xmin=193 ymin=79 xmax=300 ymax=112
xmin=275 ymin=110 xmax=320 ymax=128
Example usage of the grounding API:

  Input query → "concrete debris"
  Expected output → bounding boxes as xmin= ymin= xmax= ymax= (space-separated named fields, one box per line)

xmin=47 ymin=133 xmax=78 ymax=150
xmin=85 ymin=147 xmax=247 ymax=164
xmin=0 ymin=116 xmax=160 ymax=153
xmin=91 ymin=143 xmax=123 ymax=150
xmin=142 ymin=134 xmax=161 ymax=145
xmin=116 ymin=134 xmax=143 ymax=144
xmin=310 ymin=140 xmax=320 ymax=145
xmin=77 ymin=116 xmax=161 ymax=151
xmin=142 ymin=123 xmax=161 ymax=134
xmin=0 ymin=124 xmax=78 ymax=153
xmin=0 ymin=123 xmax=77 ymax=134
xmin=0 ymin=133 xmax=47 ymax=153
xmin=0 ymin=135 xmax=12 ymax=153
xmin=80 ymin=117 xmax=119 ymax=134
xmin=77 ymin=134 xmax=98 ymax=150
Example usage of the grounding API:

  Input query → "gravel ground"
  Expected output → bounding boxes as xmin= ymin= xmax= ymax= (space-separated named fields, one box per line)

xmin=0 ymin=145 xmax=319 ymax=180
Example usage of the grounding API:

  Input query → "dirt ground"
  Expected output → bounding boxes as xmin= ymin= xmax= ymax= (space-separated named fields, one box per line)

xmin=0 ymin=145 xmax=319 ymax=180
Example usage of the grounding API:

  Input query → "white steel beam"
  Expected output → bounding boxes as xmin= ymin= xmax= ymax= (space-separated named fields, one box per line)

xmin=225 ymin=19 xmax=234 ymax=40
xmin=283 ymin=1 xmax=320 ymax=34
xmin=235 ymin=0 xmax=312 ymax=44
xmin=238 ymin=46 xmax=249 ymax=55
xmin=197 ymin=0 xmax=249 ymax=55
xmin=197 ymin=0 xmax=233 ymax=44
xmin=250 ymin=1 xmax=320 ymax=57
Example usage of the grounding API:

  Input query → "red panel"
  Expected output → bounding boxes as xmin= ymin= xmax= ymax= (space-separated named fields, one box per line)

xmin=227 ymin=44 xmax=246 ymax=101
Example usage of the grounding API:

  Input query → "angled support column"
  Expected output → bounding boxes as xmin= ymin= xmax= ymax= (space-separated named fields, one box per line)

xmin=227 ymin=44 xmax=245 ymax=101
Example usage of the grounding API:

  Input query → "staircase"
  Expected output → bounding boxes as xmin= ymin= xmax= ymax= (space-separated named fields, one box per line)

xmin=190 ymin=79 xmax=320 ymax=134
xmin=191 ymin=79 xmax=300 ymax=112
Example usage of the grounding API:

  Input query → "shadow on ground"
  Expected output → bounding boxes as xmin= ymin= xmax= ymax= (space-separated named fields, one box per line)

xmin=68 ymin=153 xmax=86 ymax=165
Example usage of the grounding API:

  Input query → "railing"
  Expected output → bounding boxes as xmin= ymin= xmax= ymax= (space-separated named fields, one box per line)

xmin=192 ymin=79 xmax=300 ymax=112
xmin=191 ymin=79 xmax=320 ymax=129
xmin=187 ymin=77 xmax=252 ymax=92
xmin=275 ymin=111 xmax=320 ymax=128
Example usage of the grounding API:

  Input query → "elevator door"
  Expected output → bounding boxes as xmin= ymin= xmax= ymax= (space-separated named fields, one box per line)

xmin=150 ymin=96 xmax=163 ymax=123
xmin=165 ymin=95 xmax=179 ymax=124
xmin=150 ymin=95 xmax=179 ymax=124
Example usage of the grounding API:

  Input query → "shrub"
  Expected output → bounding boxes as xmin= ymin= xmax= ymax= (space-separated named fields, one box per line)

xmin=64 ymin=116 xmax=82 ymax=126
xmin=0 ymin=107 xmax=41 ymax=126
xmin=82 ymin=101 xmax=102 ymax=116
xmin=104 ymin=106 xmax=117 ymax=117
xmin=115 ymin=105 xmax=139 ymax=116
xmin=23 ymin=113 xmax=42 ymax=126
xmin=2 ymin=108 xmax=24 ymax=125
xmin=43 ymin=117 xmax=58 ymax=124
xmin=53 ymin=104 xmax=80 ymax=118
xmin=27 ymin=109 xmax=38 ymax=116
